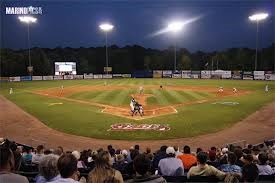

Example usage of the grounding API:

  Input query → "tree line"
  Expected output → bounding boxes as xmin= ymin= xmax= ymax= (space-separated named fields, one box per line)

xmin=1 ymin=43 xmax=274 ymax=77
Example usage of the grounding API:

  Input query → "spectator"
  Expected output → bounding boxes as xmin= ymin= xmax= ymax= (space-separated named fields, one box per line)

xmin=144 ymin=147 xmax=154 ymax=161
xmin=113 ymin=154 xmax=128 ymax=173
xmin=87 ymin=151 xmax=123 ymax=183
xmin=22 ymin=148 xmax=33 ymax=164
xmin=87 ymin=150 xmax=98 ymax=170
xmin=126 ymin=154 xmax=166 ymax=183
xmin=32 ymin=145 xmax=45 ymax=164
xmin=219 ymin=152 xmax=242 ymax=173
xmin=256 ymin=152 xmax=274 ymax=175
xmin=134 ymin=145 xmax=140 ymax=152
xmin=234 ymin=147 xmax=244 ymax=167
xmin=72 ymin=150 xmax=86 ymax=169
xmin=35 ymin=154 xmax=60 ymax=183
xmin=123 ymin=149 xmax=139 ymax=177
xmin=187 ymin=151 xmax=226 ymax=180
xmin=0 ymin=146 xmax=29 ymax=183
xmin=207 ymin=150 xmax=220 ymax=168
xmin=52 ymin=153 xmax=85 ymax=183
xmin=196 ymin=147 xmax=203 ymax=154
xmin=152 ymin=146 xmax=167 ymax=169
xmin=177 ymin=145 xmax=197 ymax=170
xmin=242 ymin=163 xmax=259 ymax=182
xmin=158 ymin=147 xmax=184 ymax=176
xmin=174 ymin=146 xmax=183 ymax=157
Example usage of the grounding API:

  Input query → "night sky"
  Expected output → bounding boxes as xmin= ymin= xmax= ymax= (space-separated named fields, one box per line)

xmin=1 ymin=0 xmax=274 ymax=52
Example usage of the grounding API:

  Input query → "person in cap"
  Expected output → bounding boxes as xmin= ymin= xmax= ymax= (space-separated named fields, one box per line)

xmin=158 ymin=147 xmax=184 ymax=176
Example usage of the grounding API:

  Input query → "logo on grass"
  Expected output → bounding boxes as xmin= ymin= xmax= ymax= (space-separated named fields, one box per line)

xmin=108 ymin=123 xmax=170 ymax=131
xmin=212 ymin=101 xmax=239 ymax=106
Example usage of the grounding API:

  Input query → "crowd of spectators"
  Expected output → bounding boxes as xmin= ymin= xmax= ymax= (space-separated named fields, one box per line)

xmin=0 ymin=138 xmax=274 ymax=183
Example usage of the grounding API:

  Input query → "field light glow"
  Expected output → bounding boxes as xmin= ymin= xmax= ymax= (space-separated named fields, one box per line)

xmin=99 ymin=23 xmax=114 ymax=32
xmin=249 ymin=13 xmax=268 ymax=21
xmin=167 ymin=22 xmax=184 ymax=32
xmin=18 ymin=16 xmax=37 ymax=23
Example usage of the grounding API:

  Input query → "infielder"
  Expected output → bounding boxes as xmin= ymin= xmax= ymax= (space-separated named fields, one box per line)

xmin=218 ymin=87 xmax=224 ymax=93
xmin=139 ymin=86 xmax=144 ymax=94
xmin=233 ymin=87 xmax=237 ymax=93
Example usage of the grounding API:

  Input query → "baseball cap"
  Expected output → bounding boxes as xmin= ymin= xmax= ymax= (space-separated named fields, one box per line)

xmin=166 ymin=146 xmax=175 ymax=155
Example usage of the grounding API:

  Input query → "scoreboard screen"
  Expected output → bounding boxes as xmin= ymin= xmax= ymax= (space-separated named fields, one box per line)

xmin=54 ymin=62 xmax=76 ymax=75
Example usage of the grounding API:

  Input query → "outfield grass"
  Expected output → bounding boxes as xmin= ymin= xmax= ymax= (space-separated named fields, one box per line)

xmin=1 ymin=79 xmax=274 ymax=140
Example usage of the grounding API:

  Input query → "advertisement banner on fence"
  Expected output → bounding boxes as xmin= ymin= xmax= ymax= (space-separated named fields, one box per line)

xmin=191 ymin=71 xmax=200 ymax=79
xmin=201 ymin=70 xmax=211 ymax=79
xmin=73 ymin=75 xmax=83 ymax=79
xmin=112 ymin=74 xmax=123 ymax=78
xmin=32 ymin=76 xmax=43 ymax=81
xmin=122 ymin=74 xmax=131 ymax=78
xmin=265 ymin=71 xmax=275 ymax=81
xmin=172 ymin=71 xmax=181 ymax=78
xmin=43 ymin=76 xmax=53 ymax=80
xmin=162 ymin=70 xmax=172 ymax=78
xmin=0 ymin=77 xmax=9 ymax=82
xmin=253 ymin=71 xmax=265 ymax=80
xmin=103 ymin=74 xmax=113 ymax=79
xmin=153 ymin=70 xmax=163 ymax=78
xmin=182 ymin=70 xmax=192 ymax=78
xmin=84 ymin=73 xmax=94 ymax=79
xmin=9 ymin=76 xmax=21 ymax=82
xmin=222 ymin=71 xmax=232 ymax=79
xmin=64 ymin=75 xmax=74 ymax=80
xmin=20 ymin=76 xmax=32 ymax=81
xmin=232 ymin=71 xmax=242 ymax=80
xmin=54 ymin=75 xmax=63 ymax=80
xmin=93 ymin=74 xmax=103 ymax=79
xmin=243 ymin=71 xmax=253 ymax=80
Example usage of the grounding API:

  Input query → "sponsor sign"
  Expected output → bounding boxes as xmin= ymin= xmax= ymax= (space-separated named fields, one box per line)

xmin=20 ymin=76 xmax=32 ymax=81
xmin=9 ymin=76 xmax=20 ymax=82
xmin=232 ymin=71 xmax=242 ymax=80
xmin=222 ymin=71 xmax=232 ymax=79
xmin=153 ymin=70 xmax=163 ymax=78
xmin=103 ymin=74 xmax=113 ymax=79
xmin=162 ymin=70 xmax=172 ymax=78
xmin=253 ymin=71 xmax=265 ymax=80
xmin=108 ymin=123 xmax=170 ymax=131
xmin=265 ymin=74 xmax=275 ymax=81
xmin=83 ymin=73 xmax=94 ymax=79
xmin=243 ymin=71 xmax=253 ymax=80
xmin=43 ymin=76 xmax=53 ymax=80
xmin=104 ymin=67 xmax=112 ymax=73
xmin=112 ymin=74 xmax=123 ymax=78
xmin=0 ymin=77 xmax=9 ymax=82
xmin=54 ymin=75 xmax=63 ymax=80
xmin=32 ymin=76 xmax=43 ymax=81
xmin=122 ymin=74 xmax=131 ymax=78
xmin=182 ymin=70 xmax=192 ymax=79
xmin=93 ymin=74 xmax=103 ymax=79
xmin=64 ymin=75 xmax=74 ymax=80
xmin=201 ymin=70 xmax=211 ymax=79
xmin=73 ymin=75 xmax=84 ymax=79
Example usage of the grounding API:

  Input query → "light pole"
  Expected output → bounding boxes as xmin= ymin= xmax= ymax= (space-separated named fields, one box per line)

xmin=249 ymin=13 xmax=268 ymax=71
xmin=99 ymin=23 xmax=114 ymax=75
xmin=167 ymin=22 xmax=184 ymax=71
xmin=18 ymin=16 xmax=37 ymax=76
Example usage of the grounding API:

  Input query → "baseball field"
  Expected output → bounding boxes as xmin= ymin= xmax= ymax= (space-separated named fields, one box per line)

xmin=1 ymin=79 xmax=274 ymax=140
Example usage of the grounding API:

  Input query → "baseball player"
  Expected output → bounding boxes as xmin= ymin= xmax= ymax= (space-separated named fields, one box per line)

xmin=218 ymin=87 xmax=224 ymax=93
xmin=139 ymin=86 xmax=144 ymax=94
xmin=9 ymin=88 xmax=13 ymax=95
xmin=265 ymin=84 xmax=269 ymax=92
xmin=61 ymin=85 xmax=64 ymax=90
xmin=233 ymin=87 xmax=237 ymax=93
xmin=130 ymin=98 xmax=136 ymax=115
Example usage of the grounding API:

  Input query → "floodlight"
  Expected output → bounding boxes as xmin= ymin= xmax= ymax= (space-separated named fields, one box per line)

xmin=18 ymin=16 xmax=37 ymax=23
xmin=249 ymin=13 xmax=268 ymax=21
xmin=99 ymin=23 xmax=114 ymax=32
xmin=167 ymin=22 xmax=184 ymax=32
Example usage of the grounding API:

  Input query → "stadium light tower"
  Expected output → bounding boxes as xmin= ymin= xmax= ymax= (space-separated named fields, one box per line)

xmin=18 ymin=16 xmax=37 ymax=76
xmin=99 ymin=23 xmax=114 ymax=75
xmin=167 ymin=21 xmax=184 ymax=71
xmin=249 ymin=13 xmax=268 ymax=71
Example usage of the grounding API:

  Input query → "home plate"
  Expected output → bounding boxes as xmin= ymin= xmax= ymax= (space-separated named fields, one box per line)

xmin=48 ymin=102 xmax=63 ymax=106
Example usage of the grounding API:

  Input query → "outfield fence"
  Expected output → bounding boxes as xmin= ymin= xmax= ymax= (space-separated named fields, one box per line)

xmin=1 ymin=70 xmax=275 ymax=82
